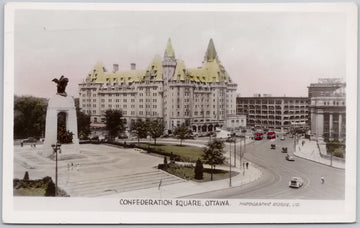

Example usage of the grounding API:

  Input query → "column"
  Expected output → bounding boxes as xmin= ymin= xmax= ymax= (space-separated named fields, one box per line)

xmin=316 ymin=111 xmax=324 ymax=137
xmin=338 ymin=114 xmax=342 ymax=139
xmin=329 ymin=113 xmax=333 ymax=138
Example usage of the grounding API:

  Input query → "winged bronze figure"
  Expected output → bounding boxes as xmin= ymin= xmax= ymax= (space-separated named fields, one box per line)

xmin=52 ymin=75 xmax=69 ymax=97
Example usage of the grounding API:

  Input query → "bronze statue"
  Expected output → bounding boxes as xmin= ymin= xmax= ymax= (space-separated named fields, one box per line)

xmin=52 ymin=75 xmax=69 ymax=97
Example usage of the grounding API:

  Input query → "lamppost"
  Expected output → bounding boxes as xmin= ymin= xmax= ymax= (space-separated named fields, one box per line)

xmin=51 ymin=142 xmax=61 ymax=196
xmin=233 ymin=136 xmax=236 ymax=167
xmin=229 ymin=139 xmax=232 ymax=187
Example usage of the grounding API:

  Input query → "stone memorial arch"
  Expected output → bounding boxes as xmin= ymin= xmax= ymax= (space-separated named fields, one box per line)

xmin=43 ymin=76 xmax=79 ymax=153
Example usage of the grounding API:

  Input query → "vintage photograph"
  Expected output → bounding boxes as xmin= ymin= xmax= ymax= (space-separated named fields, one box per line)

xmin=3 ymin=2 xmax=357 ymax=224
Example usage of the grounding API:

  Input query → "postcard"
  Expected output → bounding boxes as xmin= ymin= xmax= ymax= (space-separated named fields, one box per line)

xmin=2 ymin=2 xmax=358 ymax=224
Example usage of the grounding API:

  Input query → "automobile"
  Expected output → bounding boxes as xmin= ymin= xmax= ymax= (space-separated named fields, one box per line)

xmin=280 ymin=136 xmax=285 ymax=141
xmin=281 ymin=147 xmax=288 ymax=153
xmin=22 ymin=137 xmax=37 ymax=143
xmin=285 ymin=154 xmax=295 ymax=161
xmin=271 ymin=144 xmax=276 ymax=149
xmin=289 ymin=177 xmax=303 ymax=188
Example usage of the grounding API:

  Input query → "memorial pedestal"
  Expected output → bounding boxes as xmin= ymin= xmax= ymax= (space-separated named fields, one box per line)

xmin=43 ymin=95 xmax=79 ymax=156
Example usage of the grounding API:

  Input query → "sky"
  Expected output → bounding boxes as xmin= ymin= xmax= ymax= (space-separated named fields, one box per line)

xmin=13 ymin=9 xmax=347 ymax=98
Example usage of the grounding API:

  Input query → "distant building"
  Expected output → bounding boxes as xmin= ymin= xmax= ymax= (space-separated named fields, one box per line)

xmin=236 ymin=95 xmax=309 ymax=131
xmin=308 ymin=78 xmax=346 ymax=141
xmin=78 ymin=38 xmax=246 ymax=135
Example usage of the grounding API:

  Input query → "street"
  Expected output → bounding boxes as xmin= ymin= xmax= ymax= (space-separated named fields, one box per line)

xmin=184 ymin=136 xmax=345 ymax=199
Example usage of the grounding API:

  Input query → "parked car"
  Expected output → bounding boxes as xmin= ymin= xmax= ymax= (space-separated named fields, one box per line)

xmin=281 ymin=147 xmax=288 ymax=153
xmin=271 ymin=144 xmax=276 ymax=149
xmin=289 ymin=177 xmax=303 ymax=188
xmin=280 ymin=136 xmax=285 ymax=141
xmin=285 ymin=154 xmax=295 ymax=161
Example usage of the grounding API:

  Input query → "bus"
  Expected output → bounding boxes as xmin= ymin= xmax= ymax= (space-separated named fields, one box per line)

xmin=254 ymin=132 xmax=263 ymax=140
xmin=267 ymin=131 xmax=276 ymax=139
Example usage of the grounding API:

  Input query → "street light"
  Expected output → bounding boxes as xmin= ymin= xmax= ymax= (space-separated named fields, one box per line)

xmin=51 ymin=142 xmax=61 ymax=196
xmin=229 ymin=138 xmax=232 ymax=187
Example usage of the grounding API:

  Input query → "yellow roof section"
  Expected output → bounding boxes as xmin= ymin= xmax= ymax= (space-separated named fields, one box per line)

xmin=172 ymin=59 xmax=187 ymax=81
xmin=164 ymin=38 xmax=175 ymax=59
xmin=145 ymin=55 xmax=163 ymax=81
xmin=86 ymin=62 xmax=146 ymax=83
xmin=85 ymin=39 xmax=231 ymax=84
xmin=187 ymin=59 xmax=229 ymax=83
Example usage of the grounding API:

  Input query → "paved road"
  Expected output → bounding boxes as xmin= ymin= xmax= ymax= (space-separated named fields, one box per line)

xmin=184 ymin=137 xmax=345 ymax=200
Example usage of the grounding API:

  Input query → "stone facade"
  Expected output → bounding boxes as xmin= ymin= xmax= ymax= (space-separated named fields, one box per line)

xmin=236 ymin=96 xmax=309 ymax=131
xmin=308 ymin=78 xmax=346 ymax=141
xmin=78 ymin=39 xmax=245 ymax=134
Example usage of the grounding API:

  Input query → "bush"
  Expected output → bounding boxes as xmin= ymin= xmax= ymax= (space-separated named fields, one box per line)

xmin=45 ymin=180 xmax=56 ymax=197
xmin=194 ymin=159 xmax=204 ymax=180
xmin=23 ymin=171 xmax=29 ymax=181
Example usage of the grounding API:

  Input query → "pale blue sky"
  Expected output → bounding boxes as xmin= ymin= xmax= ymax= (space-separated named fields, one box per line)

xmin=14 ymin=10 xmax=346 ymax=98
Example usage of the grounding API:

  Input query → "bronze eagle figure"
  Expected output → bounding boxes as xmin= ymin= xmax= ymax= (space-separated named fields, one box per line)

xmin=52 ymin=75 xmax=69 ymax=97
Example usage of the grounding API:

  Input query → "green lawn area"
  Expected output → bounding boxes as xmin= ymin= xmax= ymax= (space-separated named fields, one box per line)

xmin=137 ymin=143 xmax=205 ymax=162
xmin=161 ymin=164 xmax=238 ymax=182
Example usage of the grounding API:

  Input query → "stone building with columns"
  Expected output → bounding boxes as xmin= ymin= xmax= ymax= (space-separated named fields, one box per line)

xmin=78 ymin=39 xmax=245 ymax=135
xmin=308 ymin=78 xmax=346 ymax=142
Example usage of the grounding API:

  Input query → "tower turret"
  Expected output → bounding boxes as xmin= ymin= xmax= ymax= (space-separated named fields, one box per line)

xmin=204 ymin=38 xmax=218 ymax=62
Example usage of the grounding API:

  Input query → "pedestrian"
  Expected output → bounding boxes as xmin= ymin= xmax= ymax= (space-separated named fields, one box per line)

xmin=321 ymin=176 xmax=325 ymax=184
xmin=302 ymin=140 xmax=305 ymax=146
xmin=246 ymin=162 xmax=249 ymax=169
xmin=71 ymin=163 xmax=74 ymax=170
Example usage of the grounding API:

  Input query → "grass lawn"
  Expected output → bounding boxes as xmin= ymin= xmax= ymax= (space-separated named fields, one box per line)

xmin=137 ymin=143 xmax=204 ymax=162
xmin=14 ymin=187 xmax=46 ymax=196
xmin=161 ymin=164 xmax=238 ymax=182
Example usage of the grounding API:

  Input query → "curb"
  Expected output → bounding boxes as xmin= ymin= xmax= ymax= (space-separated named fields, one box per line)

xmin=293 ymin=152 xmax=345 ymax=170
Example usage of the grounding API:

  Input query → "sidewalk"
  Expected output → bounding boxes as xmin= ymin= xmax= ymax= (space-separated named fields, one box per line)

xmin=108 ymin=162 xmax=262 ymax=198
xmin=293 ymin=138 xmax=345 ymax=169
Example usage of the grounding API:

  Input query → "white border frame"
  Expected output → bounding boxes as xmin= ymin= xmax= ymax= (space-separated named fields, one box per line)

xmin=2 ymin=2 xmax=358 ymax=224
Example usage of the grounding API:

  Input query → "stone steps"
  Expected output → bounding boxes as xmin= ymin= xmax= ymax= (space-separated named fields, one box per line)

xmin=60 ymin=170 xmax=185 ymax=197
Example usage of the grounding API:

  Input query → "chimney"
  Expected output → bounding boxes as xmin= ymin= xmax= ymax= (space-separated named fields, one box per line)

xmin=131 ymin=63 xmax=136 ymax=70
xmin=113 ymin=64 xmax=119 ymax=73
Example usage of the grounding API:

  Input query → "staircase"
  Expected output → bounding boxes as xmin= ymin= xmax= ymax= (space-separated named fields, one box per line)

xmin=60 ymin=170 xmax=185 ymax=197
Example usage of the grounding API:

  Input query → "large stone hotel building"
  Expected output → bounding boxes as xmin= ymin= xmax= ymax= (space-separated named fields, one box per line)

xmin=79 ymin=39 xmax=245 ymax=134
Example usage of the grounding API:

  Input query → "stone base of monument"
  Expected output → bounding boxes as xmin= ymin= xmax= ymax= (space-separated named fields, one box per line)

xmin=43 ymin=94 xmax=79 ymax=156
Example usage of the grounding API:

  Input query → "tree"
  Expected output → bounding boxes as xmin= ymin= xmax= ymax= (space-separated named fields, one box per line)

xmin=105 ymin=109 xmax=125 ymax=140
xmin=173 ymin=123 xmax=192 ymax=146
xmin=76 ymin=107 xmax=91 ymax=139
xmin=148 ymin=119 xmax=164 ymax=145
xmin=131 ymin=119 xmax=148 ymax=143
xmin=194 ymin=159 xmax=204 ymax=180
xmin=202 ymin=139 xmax=225 ymax=181
xmin=14 ymin=96 xmax=47 ymax=139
